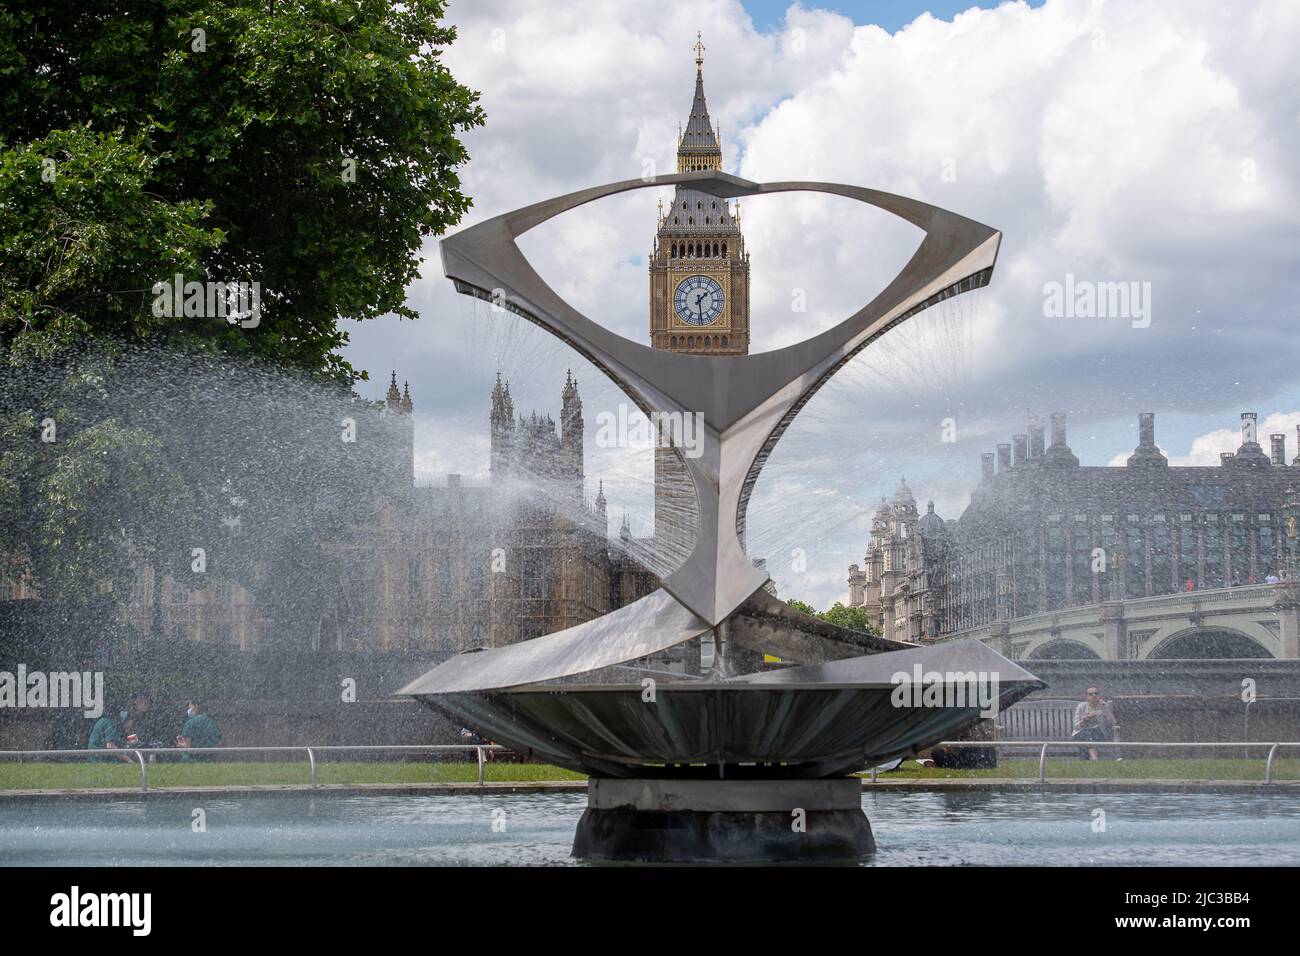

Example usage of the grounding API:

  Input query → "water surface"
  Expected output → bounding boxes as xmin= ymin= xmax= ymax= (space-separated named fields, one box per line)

xmin=1 ymin=790 xmax=1296 ymax=866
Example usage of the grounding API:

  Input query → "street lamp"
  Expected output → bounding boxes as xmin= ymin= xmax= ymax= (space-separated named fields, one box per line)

xmin=1108 ymin=548 xmax=1122 ymax=602
xmin=1283 ymin=485 xmax=1300 ymax=578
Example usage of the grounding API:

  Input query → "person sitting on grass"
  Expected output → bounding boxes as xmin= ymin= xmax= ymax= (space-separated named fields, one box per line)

xmin=177 ymin=699 xmax=222 ymax=762
xmin=1071 ymin=686 xmax=1117 ymax=761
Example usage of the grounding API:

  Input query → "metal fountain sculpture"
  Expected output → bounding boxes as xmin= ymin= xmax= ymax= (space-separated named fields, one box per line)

xmin=401 ymin=169 xmax=1044 ymax=861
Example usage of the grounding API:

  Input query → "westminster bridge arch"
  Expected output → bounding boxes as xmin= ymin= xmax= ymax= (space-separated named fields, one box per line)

xmin=945 ymin=582 xmax=1300 ymax=661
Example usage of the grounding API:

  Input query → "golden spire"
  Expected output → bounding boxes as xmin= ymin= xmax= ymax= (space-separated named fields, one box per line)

xmin=694 ymin=31 xmax=704 ymax=73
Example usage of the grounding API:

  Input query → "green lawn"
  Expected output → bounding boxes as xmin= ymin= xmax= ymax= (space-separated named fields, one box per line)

xmin=2 ymin=757 xmax=1296 ymax=792
xmin=862 ymin=757 xmax=1300 ymax=781
xmin=0 ymin=759 xmax=585 ymax=791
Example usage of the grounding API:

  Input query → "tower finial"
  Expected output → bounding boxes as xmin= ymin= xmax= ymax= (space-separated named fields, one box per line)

xmin=694 ymin=31 xmax=704 ymax=73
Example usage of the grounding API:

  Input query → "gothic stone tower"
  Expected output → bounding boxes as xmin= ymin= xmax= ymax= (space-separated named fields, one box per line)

xmin=649 ymin=34 xmax=751 ymax=356
xmin=651 ymin=35 xmax=751 ymax=562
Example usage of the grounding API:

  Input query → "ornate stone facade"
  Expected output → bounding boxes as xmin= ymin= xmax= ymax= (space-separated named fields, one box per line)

xmin=111 ymin=371 xmax=658 ymax=653
xmin=851 ymin=411 xmax=1300 ymax=646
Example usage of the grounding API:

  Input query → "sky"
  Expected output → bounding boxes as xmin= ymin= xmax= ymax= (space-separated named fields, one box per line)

xmin=340 ymin=0 xmax=1300 ymax=609
xmin=740 ymin=0 xmax=1043 ymax=32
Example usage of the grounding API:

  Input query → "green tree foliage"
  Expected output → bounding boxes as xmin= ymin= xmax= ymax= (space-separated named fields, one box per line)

xmin=819 ymin=601 xmax=878 ymax=634
xmin=784 ymin=598 xmax=880 ymax=636
xmin=0 ymin=126 xmax=222 ymax=363
xmin=0 ymin=0 xmax=485 ymax=378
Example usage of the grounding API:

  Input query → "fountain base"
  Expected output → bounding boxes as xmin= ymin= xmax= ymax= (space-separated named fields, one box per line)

xmin=571 ymin=777 xmax=874 ymax=863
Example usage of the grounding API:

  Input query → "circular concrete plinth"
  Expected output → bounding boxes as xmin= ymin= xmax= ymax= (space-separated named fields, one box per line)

xmin=571 ymin=777 xmax=875 ymax=863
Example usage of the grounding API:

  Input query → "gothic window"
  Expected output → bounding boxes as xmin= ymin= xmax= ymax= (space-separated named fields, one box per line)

xmin=711 ymin=200 xmax=716 ymax=209
xmin=721 ymin=335 xmax=728 ymax=347
xmin=697 ymin=201 xmax=702 ymax=209
xmin=1125 ymin=529 xmax=1145 ymax=598
xmin=705 ymin=217 xmax=710 ymax=225
xmin=1070 ymin=526 xmax=1091 ymax=601
xmin=1260 ymin=524 xmax=1277 ymax=576
xmin=688 ymin=336 xmax=694 ymax=348
xmin=520 ymin=552 xmax=538 ymax=599
xmin=670 ymin=243 xmax=677 ymax=258
xmin=673 ymin=217 xmax=679 ymax=224
xmin=671 ymin=336 xmax=677 ymax=348
xmin=1045 ymin=523 xmax=1066 ymax=610
xmin=1204 ymin=524 xmax=1223 ymax=586
xmin=688 ymin=217 xmax=693 ymax=225
xmin=682 ymin=202 xmax=687 ymax=210
xmin=722 ymin=242 xmax=727 ymax=256
xmin=1230 ymin=521 xmax=1250 ymax=584
xmin=1178 ymin=524 xmax=1196 ymax=575
xmin=1151 ymin=523 xmax=1172 ymax=593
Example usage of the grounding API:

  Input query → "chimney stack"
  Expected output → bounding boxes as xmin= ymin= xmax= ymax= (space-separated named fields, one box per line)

xmin=1029 ymin=419 xmax=1045 ymax=458
xmin=1138 ymin=412 xmax=1156 ymax=448
xmin=1050 ymin=412 xmax=1068 ymax=448
xmin=1127 ymin=412 xmax=1167 ymax=467
xmin=1044 ymin=411 xmax=1080 ymax=466
xmin=981 ymin=453 xmax=995 ymax=481
xmin=1241 ymin=412 xmax=1258 ymax=446
xmin=1271 ymin=434 xmax=1287 ymax=466
xmin=997 ymin=443 xmax=1011 ymax=472
xmin=1235 ymin=411 xmax=1269 ymax=465
xmin=1013 ymin=434 xmax=1028 ymax=466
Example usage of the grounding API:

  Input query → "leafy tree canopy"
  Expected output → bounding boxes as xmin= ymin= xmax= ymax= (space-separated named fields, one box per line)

xmin=0 ymin=0 xmax=485 ymax=380
xmin=785 ymin=598 xmax=880 ymax=636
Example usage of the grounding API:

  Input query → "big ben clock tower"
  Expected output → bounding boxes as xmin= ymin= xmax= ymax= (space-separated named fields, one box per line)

xmin=651 ymin=35 xmax=751 ymax=563
xmin=649 ymin=34 xmax=751 ymax=356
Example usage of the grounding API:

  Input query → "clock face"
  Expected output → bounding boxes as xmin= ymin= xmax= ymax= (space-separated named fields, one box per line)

xmin=673 ymin=275 xmax=725 ymax=327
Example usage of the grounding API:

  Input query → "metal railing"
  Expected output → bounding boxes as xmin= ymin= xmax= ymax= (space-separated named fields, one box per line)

xmin=1243 ymin=697 xmax=1300 ymax=745
xmin=0 ymin=744 xmax=508 ymax=793
xmin=875 ymin=740 xmax=1300 ymax=784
